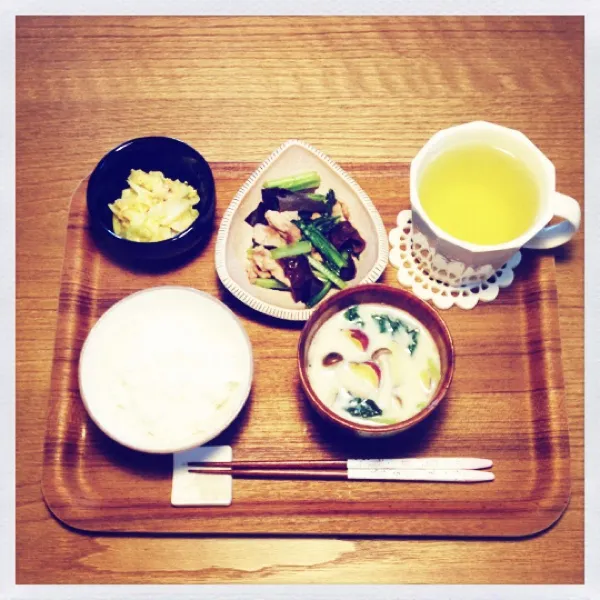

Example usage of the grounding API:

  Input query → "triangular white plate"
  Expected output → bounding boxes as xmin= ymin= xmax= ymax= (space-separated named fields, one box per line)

xmin=215 ymin=139 xmax=389 ymax=321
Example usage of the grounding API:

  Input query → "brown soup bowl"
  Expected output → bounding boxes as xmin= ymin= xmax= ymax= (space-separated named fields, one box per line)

xmin=297 ymin=284 xmax=455 ymax=438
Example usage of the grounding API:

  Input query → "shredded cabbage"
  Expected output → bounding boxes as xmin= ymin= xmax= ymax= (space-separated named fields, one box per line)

xmin=108 ymin=169 xmax=200 ymax=242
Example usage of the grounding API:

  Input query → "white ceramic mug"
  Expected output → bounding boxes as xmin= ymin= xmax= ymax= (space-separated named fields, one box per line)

xmin=409 ymin=121 xmax=581 ymax=286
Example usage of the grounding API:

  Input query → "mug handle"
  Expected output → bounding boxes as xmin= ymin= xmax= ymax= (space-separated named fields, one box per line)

xmin=523 ymin=192 xmax=581 ymax=250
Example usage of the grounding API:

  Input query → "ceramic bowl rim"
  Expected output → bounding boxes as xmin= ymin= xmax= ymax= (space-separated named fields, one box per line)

xmin=409 ymin=120 xmax=555 ymax=254
xmin=78 ymin=285 xmax=254 ymax=454
xmin=86 ymin=136 xmax=216 ymax=248
xmin=297 ymin=283 xmax=455 ymax=435
xmin=214 ymin=139 xmax=389 ymax=321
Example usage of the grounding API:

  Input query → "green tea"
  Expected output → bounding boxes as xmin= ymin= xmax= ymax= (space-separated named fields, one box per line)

xmin=418 ymin=143 xmax=540 ymax=245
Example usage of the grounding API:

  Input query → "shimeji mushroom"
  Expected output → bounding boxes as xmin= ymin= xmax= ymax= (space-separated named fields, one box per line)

xmin=371 ymin=347 xmax=404 ymax=409
xmin=322 ymin=352 xmax=344 ymax=367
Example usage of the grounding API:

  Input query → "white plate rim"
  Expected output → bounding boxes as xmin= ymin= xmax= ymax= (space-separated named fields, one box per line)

xmin=214 ymin=139 xmax=390 ymax=321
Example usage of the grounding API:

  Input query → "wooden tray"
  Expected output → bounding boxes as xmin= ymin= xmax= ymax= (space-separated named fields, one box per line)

xmin=42 ymin=162 xmax=571 ymax=537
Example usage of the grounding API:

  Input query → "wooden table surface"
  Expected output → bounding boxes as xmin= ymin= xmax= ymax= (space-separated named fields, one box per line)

xmin=15 ymin=16 xmax=584 ymax=584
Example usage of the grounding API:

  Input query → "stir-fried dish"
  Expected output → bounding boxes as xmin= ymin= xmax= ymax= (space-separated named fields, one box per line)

xmin=245 ymin=171 xmax=366 ymax=307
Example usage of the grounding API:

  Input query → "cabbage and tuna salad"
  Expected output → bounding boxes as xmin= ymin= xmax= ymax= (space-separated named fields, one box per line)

xmin=108 ymin=169 xmax=200 ymax=242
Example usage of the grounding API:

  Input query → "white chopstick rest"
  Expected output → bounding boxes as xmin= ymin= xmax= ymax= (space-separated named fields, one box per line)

xmin=347 ymin=458 xmax=493 ymax=471
xmin=172 ymin=445 xmax=233 ymax=507
xmin=346 ymin=467 xmax=495 ymax=483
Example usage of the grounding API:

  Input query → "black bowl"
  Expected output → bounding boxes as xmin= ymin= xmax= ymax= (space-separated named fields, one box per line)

xmin=86 ymin=136 xmax=216 ymax=265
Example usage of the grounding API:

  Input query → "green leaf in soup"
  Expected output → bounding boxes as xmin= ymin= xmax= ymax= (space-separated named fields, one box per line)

xmin=344 ymin=305 xmax=360 ymax=320
xmin=407 ymin=330 xmax=419 ymax=356
xmin=371 ymin=313 xmax=420 ymax=355
xmin=371 ymin=314 xmax=392 ymax=334
xmin=345 ymin=397 xmax=383 ymax=419
xmin=344 ymin=305 xmax=364 ymax=327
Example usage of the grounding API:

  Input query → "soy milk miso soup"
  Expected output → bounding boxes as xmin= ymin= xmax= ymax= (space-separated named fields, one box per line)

xmin=307 ymin=303 xmax=441 ymax=427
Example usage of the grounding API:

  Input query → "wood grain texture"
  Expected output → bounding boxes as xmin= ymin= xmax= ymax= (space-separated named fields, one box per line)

xmin=41 ymin=168 xmax=570 ymax=537
xmin=16 ymin=16 xmax=584 ymax=584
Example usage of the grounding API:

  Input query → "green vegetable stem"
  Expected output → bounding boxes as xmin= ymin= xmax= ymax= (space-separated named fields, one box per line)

xmin=253 ymin=278 xmax=290 ymax=290
xmin=270 ymin=240 xmax=313 ymax=260
xmin=262 ymin=171 xmax=321 ymax=192
xmin=305 ymin=193 xmax=327 ymax=202
xmin=294 ymin=220 xmax=348 ymax=270
xmin=310 ymin=215 xmax=340 ymax=233
xmin=307 ymin=256 xmax=347 ymax=289
xmin=305 ymin=281 xmax=333 ymax=308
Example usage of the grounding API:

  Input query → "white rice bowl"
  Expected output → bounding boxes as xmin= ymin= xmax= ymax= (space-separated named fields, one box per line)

xmin=78 ymin=286 xmax=253 ymax=453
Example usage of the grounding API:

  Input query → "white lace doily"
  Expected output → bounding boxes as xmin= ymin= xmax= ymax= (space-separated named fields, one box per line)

xmin=389 ymin=210 xmax=521 ymax=310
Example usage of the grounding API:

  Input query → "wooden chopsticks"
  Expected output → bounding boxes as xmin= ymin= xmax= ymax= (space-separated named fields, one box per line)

xmin=187 ymin=458 xmax=495 ymax=483
xmin=188 ymin=460 xmax=346 ymax=470
xmin=189 ymin=467 xmax=349 ymax=480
